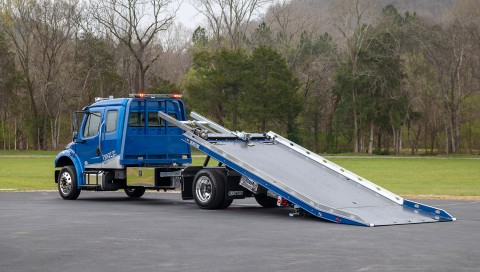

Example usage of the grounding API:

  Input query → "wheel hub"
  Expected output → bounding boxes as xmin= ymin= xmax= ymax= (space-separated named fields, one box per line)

xmin=196 ymin=176 xmax=213 ymax=203
xmin=59 ymin=172 xmax=72 ymax=195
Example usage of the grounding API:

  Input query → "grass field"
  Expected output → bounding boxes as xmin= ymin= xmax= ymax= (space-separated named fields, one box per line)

xmin=0 ymin=151 xmax=479 ymax=197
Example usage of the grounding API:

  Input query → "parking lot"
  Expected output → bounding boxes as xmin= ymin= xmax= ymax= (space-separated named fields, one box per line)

xmin=0 ymin=192 xmax=479 ymax=272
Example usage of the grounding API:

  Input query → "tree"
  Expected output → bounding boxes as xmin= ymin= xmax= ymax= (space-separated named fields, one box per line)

xmin=402 ymin=52 xmax=441 ymax=155
xmin=184 ymin=49 xmax=251 ymax=128
xmin=147 ymin=76 xmax=178 ymax=94
xmin=335 ymin=5 xmax=405 ymax=154
xmin=184 ymin=46 xmax=300 ymax=138
xmin=91 ymin=0 xmax=178 ymax=92
xmin=74 ymin=32 xmax=124 ymax=107
xmin=1 ymin=0 xmax=41 ymax=149
xmin=294 ymin=32 xmax=338 ymax=152
xmin=192 ymin=26 xmax=208 ymax=47
xmin=261 ymin=0 xmax=331 ymax=61
xmin=193 ymin=0 xmax=272 ymax=49
xmin=331 ymin=0 xmax=376 ymax=153
xmin=0 ymin=29 xmax=18 ymax=150
xmin=419 ymin=2 xmax=480 ymax=153
xmin=0 ymin=0 xmax=80 ymax=149
xmin=250 ymin=22 xmax=274 ymax=48
xmin=243 ymin=46 xmax=301 ymax=139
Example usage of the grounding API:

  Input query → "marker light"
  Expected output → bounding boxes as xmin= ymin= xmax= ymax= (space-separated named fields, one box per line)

xmin=277 ymin=196 xmax=289 ymax=207
xmin=129 ymin=93 xmax=182 ymax=99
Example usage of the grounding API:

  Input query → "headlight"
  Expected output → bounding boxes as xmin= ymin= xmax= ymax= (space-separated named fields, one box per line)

xmin=65 ymin=142 xmax=73 ymax=149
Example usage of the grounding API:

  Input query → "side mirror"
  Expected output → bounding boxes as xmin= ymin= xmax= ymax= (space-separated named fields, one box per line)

xmin=73 ymin=111 xmax=87 ymax=142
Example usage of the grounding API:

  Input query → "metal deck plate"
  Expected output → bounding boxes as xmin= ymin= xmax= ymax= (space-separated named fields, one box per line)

xmin=158 ymin=111 xmax=453 ymax=226
xmin=211 ymin=141 xmax=439 ymax=226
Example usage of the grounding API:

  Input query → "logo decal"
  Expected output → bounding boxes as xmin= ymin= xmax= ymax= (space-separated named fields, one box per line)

xmin=228 ymin=191 xmax=244 ymax=196
xmin=102 ymin=150 xmax=117 ymax=162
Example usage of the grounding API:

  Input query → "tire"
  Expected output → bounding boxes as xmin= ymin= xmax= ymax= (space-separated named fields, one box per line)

xmin=218 ymin=199 xmax=233 ymax=209
xmin=58 ymin=165 xmax=81 ymax=200
xmin=254 ymin=194 xmax=277 ymax=208
xmin=213 ymin=169 xmax=232 ymax=209
xmin=192 ymin=169 xmax=226 ymax=209
xmin=124 ymin=187 xmax=146 ymax=198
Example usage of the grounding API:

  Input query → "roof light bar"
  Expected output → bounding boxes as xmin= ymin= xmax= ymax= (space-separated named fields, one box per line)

xmin=129 ymin=93 xmax=182 ymax=99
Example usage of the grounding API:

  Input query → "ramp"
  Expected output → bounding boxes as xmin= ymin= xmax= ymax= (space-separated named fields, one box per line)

xmin=159 ymin=112 xmax=456 ymax=226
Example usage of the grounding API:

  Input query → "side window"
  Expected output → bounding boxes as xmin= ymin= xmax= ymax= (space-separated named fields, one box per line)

xmin=82 ymin=112 xmax=102 ymax=138
xmin=129 ymin=112 xmax=167 ymax=127
xmin=106 ymin=111 xmax=118 ymax=133
xmin=128 ymin=112 xmax=144 ymax=127
xmin=147 ymin=112 xmax=164 ymax=127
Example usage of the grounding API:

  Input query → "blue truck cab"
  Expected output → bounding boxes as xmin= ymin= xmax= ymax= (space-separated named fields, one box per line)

xmin=54 ymin=94 xmax=192 ymax=199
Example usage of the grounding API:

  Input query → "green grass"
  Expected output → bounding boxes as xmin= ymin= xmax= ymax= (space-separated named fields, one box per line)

xmin=1 ymin=150 xmax=479 ymax=196
xmin=328 ymin=158 xmax=480 ymax=196
xmin=0 ymin=150 xmax=59 ymax=156
xmin=0 ymin=156 xmax=56 ymax=190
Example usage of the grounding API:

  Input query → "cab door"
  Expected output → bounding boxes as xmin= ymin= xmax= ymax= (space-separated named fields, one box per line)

xmin=100 ymin=106 xmax=123 ymax=169
xmin=75 ymin=110 xmax=103 ymax=169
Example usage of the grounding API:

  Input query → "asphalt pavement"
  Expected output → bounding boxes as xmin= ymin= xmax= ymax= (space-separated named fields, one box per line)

xmin=0 ymin=192 xmax=478 ymax=272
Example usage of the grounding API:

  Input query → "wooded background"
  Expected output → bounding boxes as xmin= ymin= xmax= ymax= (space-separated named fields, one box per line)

xmin=0 ymin=0 xmax=479 ymax=154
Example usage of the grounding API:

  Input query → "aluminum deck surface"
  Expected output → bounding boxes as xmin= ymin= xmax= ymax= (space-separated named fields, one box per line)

xmin=213 ymin=140 xmax=439 ymax=226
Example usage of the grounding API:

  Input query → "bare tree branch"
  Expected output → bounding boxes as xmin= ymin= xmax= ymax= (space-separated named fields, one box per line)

xmin=91 ymin=0 xmax=178 ymax=91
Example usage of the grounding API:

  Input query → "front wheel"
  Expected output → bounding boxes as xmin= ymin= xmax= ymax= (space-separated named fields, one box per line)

xmin=58 ymin=165 xmax=81 ymax=200
xmin=124 ymin=187 xmax=146 ymax=198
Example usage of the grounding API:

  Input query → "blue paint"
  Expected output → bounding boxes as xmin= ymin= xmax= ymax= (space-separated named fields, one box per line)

xmin=54 ymin=149 xmax=85 ymax=187
xmin=403 ymin=199 xmax=455 ymax=221
xmin=55 ymin=96 xmax=192 ymax=184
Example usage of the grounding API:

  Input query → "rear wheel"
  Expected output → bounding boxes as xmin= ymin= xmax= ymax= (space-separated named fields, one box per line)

xmin=218 ymin=199 xmax=233 ymax=209
xmin=124 ymin=187 xmax=146 ymax=198
xmin=58 ymin=165 xmax=81 ymax=200
xmin=254 ymin=194 xmax=277 ymax=208
xmin=193 ymin=169 xmax=226 ymax=209
xmin=214 ymin=170 xmax=232 ymax=209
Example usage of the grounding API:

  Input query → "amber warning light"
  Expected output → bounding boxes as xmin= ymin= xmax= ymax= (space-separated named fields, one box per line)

xmin=129 ymin=93 xmax=182 ymax=99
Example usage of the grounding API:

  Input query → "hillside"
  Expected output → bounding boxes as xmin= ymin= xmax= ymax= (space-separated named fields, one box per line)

xmin=386 ymin=0 xmax=457 ymax=19
xmin=275 ymin=0 xmax=459 ymax=21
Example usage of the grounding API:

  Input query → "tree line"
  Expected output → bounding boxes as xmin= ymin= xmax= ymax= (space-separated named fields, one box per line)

xmin=0 ymin=0 xmax=479 ymax=155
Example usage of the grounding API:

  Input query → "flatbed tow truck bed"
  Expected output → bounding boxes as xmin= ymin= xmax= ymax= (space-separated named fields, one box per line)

xmin=160 ymin=111 xmax=455 ymax=227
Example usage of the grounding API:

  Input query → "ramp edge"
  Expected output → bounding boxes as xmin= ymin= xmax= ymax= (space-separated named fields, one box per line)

xmin=403 ymin=199 xmax=455 ymax=221
xmin=266 ymin=132 xmax=404 ymax=205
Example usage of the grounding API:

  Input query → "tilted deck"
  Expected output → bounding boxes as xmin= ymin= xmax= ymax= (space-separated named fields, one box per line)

xmin=159 ymin=111 xmax=455 ymax=226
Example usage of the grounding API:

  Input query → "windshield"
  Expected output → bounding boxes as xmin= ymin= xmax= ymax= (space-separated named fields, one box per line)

xmin=82 ymin=112 xmax=102 ymax=138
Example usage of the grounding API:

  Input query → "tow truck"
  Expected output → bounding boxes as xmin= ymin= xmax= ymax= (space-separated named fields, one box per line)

xmin=54 ymin=94 xmax=455 ymax=226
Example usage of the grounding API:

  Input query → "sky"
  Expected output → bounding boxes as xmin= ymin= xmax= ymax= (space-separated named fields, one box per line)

xmin=173 ymin=0 xmax=274 ymax=30
xmin=175 ymin=1 xmax=204 ymax=30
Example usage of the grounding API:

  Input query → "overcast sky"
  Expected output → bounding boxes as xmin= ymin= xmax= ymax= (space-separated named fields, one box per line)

xmin=175 ymin=1 xmax=203 ymax=29
xmin=173 ymin=0 xmax=273 ymax=30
